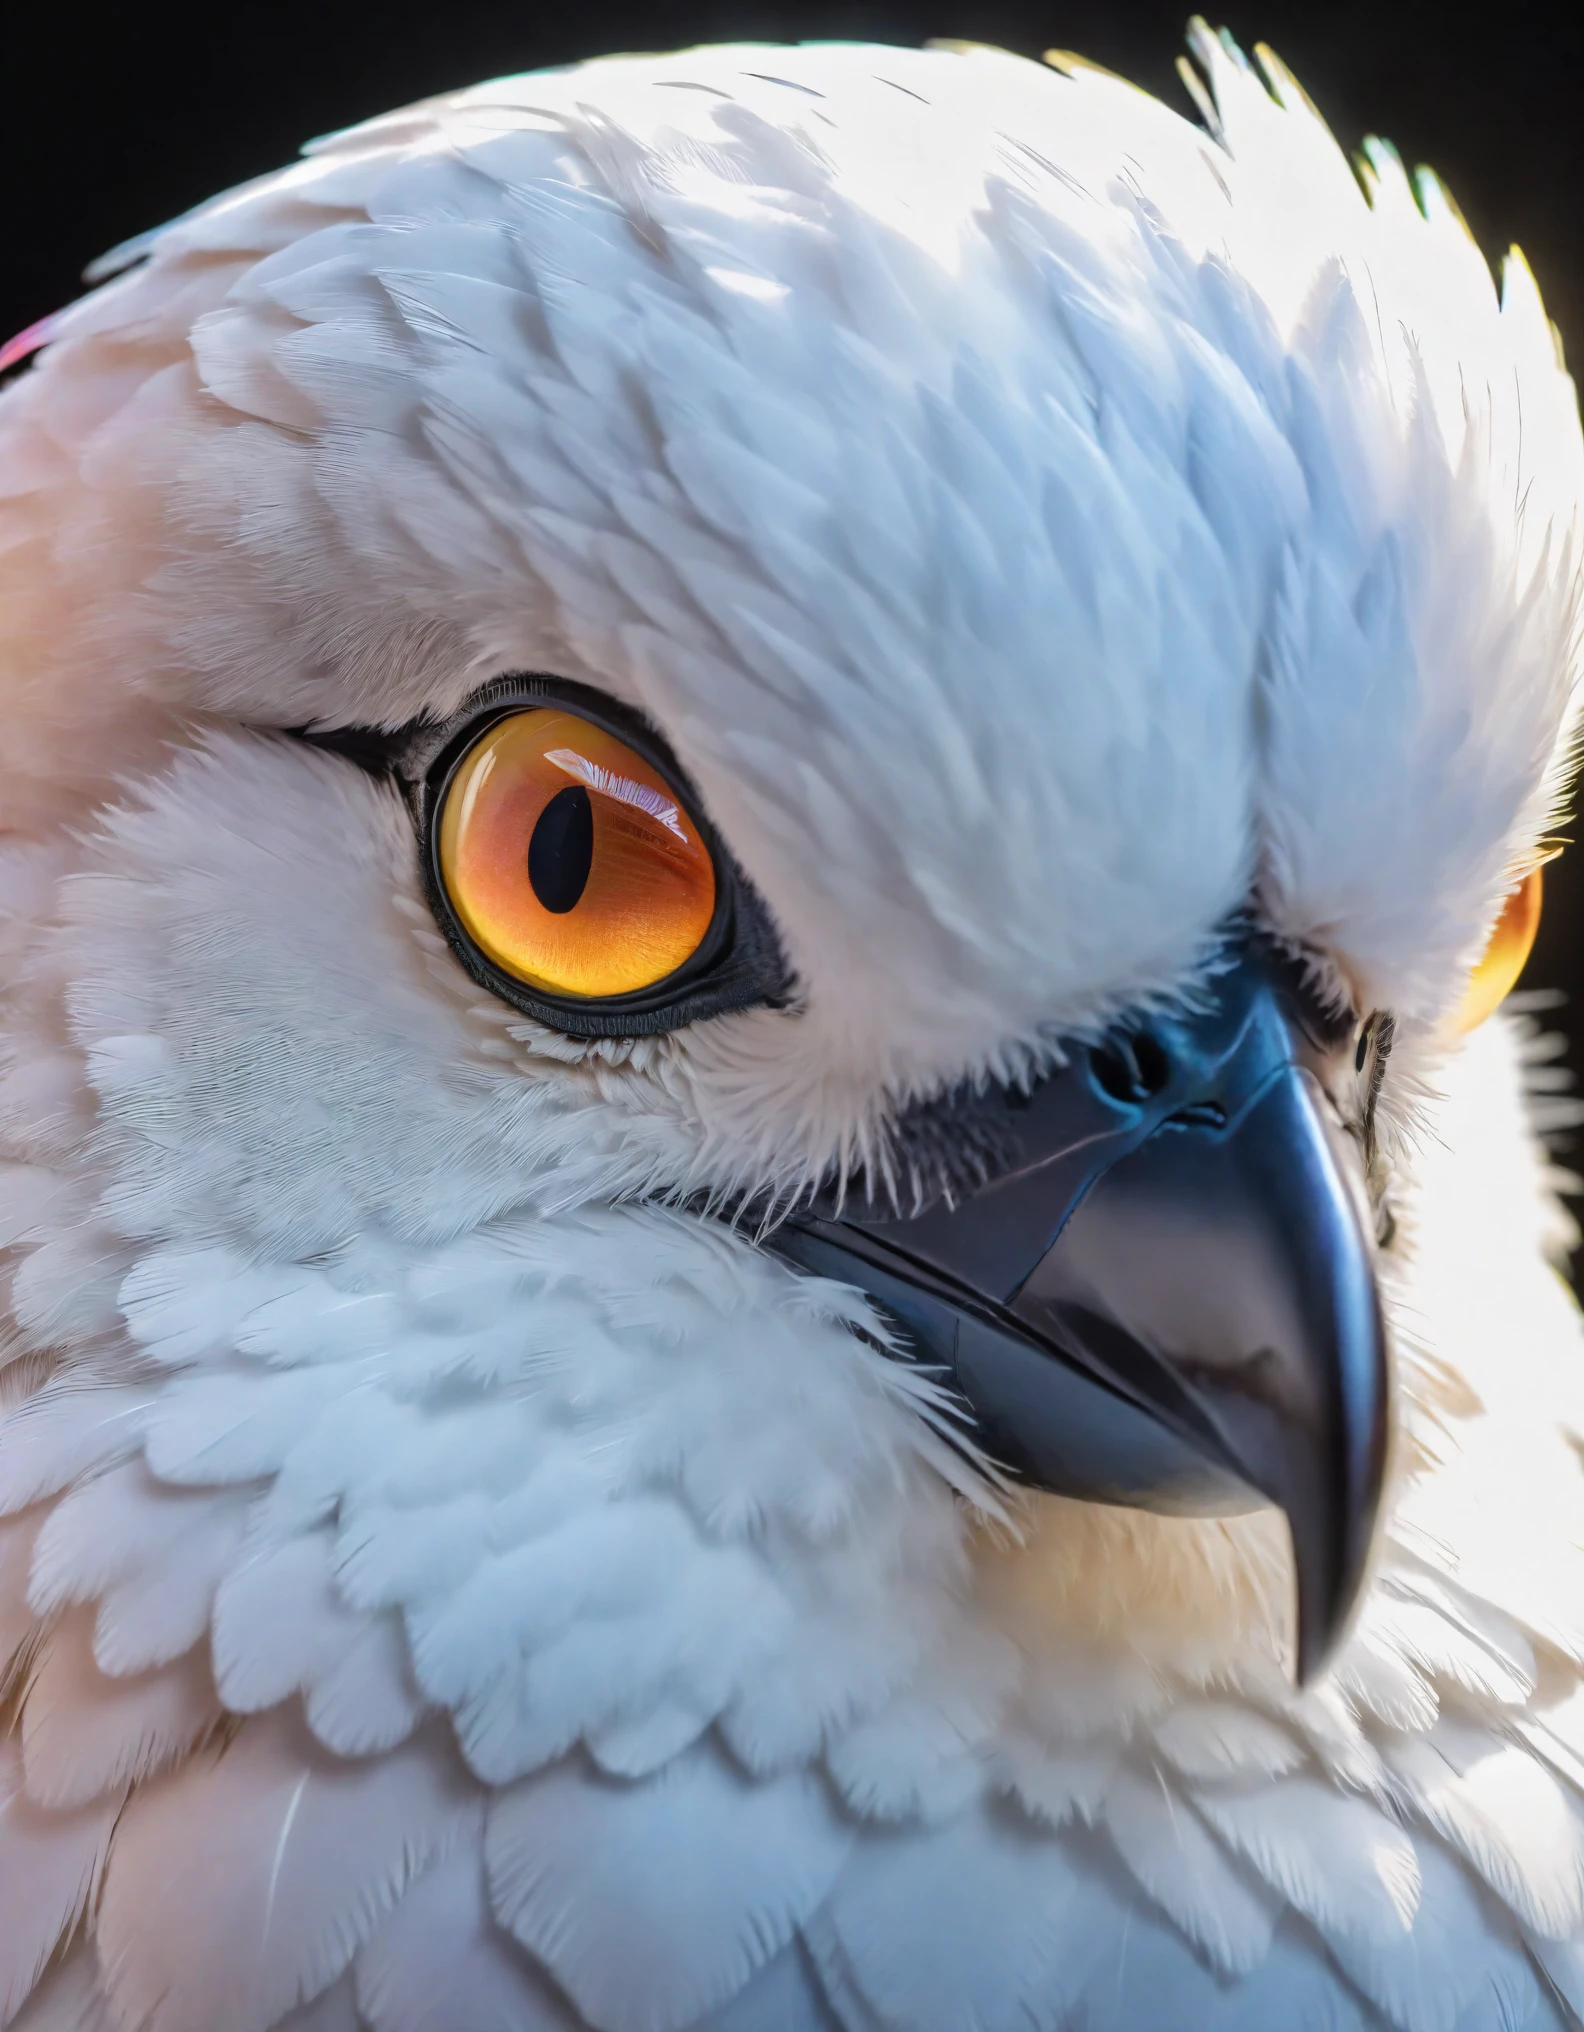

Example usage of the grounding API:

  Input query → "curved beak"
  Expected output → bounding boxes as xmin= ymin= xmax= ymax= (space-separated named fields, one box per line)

xmin=765 ymin=946 xmax=1388 ymax=1682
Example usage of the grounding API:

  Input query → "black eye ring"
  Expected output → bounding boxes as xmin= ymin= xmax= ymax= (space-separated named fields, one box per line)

xmin=296 ymin=674 xmax=793 ymax=1040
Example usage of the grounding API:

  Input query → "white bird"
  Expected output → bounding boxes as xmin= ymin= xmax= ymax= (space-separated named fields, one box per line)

xmin=0 ymin=23 xmax=1581 ymax=2032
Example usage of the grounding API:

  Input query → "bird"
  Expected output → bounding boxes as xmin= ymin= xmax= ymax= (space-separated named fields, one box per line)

xmin=0 ymin=18 xmax=1581 ymax=2031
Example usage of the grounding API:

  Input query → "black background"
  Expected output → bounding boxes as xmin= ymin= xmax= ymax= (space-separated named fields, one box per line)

xmin=4 ymin=0 xmax=1583 ymax=1244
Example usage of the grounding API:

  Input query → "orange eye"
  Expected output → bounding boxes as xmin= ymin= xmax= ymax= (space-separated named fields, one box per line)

xmin=1453 ymin=866 xmax=1543 ymax=1035
xmin=435 ymin=708 xmax=717 ymax=1000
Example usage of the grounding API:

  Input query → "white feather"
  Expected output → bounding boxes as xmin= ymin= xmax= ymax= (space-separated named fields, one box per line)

xmin=97 ymin=1711 xmax=479 ymax=2032
xmin=28 ymin=1459 xmax=235 ymax=1618
xmin=354 ymin=1845 xmax=577 ymax=2032
xmin=801 ymin=1808 xmax=1089 ymax=2032
xmin=271 ymin=1975 xmax=364 ymax=2032
xmin=1388 ymin=1733 xmax=1584 ymax=1940
xmin=485 ymin=1743 xmax=852 ymax=2032
xmin=0 ymin=1513 xmax=43 ymax=1678
xmin=0 ymin=1386 xmax=149 ymax=1516
xmin=690 ymin=1944 xmax=835 ymax=2032
xmin=20 ymin=1607 xmax=217 ymax=1809
xmin=1150 ymin=1701 xmax=1308 ymax=1784
xmin=0 ymin=1742 xmax=118 ymax=2027
xmin=6 ymin=1954 xmax=112 ymax=2032
xmin=91 ymin=1493 xmax=248 ymax=1675
xmin=1193 ymin=1778 xmax=1516 ymax=2031
xmin=211 ymin=1529 xmax=371 ymax=1714
xmin=1103 ymin=1764 xmax=1282 ymax=1975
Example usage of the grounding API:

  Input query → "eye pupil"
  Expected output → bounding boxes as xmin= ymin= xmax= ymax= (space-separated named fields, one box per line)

xmin=527 ymin=784 xmax=594 ymax=914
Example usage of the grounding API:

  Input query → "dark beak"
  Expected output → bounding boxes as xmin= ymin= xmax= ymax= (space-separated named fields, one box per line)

xmin=765 ymin=944 xmax=1388 ymax=1682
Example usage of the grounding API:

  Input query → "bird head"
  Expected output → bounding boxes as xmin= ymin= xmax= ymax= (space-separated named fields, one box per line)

xmin=1 ymin=28 xmax=1579 ymax=1757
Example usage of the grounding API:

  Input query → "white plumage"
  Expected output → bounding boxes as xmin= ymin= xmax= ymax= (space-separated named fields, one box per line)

xmin=0 ymin=24 xmax=1582 ymax=2030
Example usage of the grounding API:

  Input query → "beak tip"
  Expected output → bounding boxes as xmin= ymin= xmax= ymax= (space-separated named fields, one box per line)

xmin=1283 ymin=1444 xmax=1383 ymax=1687
xmin=1292 ymin=1591 xmax=1342 ymax=1688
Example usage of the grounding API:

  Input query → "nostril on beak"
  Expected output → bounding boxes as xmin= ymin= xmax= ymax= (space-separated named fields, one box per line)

xmin=1089 ymin=1030 xmax=1173 ymax=1108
